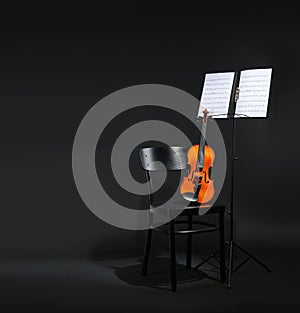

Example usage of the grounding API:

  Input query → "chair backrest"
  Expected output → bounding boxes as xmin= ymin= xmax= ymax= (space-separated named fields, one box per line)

xmin=139 ymin=146 xmax=187 ymax=171
xmin=139 ymin=146 xmax=188 ymax=207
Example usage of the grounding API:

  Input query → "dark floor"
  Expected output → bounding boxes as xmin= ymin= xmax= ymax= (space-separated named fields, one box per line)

xmin=1 ymin=246 xmax=299 ymax=313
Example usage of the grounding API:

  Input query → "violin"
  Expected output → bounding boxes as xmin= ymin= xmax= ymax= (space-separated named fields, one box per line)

xmin=180 ymin=108 xmax=215 ymax=203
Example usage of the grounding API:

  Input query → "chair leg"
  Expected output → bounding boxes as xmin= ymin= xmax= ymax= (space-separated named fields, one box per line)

xmin=218 ymin=211 xmax=226 ymax=283
xmin=169 ymin=220 xmax=177 ymax=292
xmin=141 ymin=229 xmax=152 ymax=276
xmin=186 ymin=215 xmax=193 ymax=269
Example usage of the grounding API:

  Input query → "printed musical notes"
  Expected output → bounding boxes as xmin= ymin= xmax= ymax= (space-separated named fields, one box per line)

xmin=197 ymin=68 xmax=272 ymax=119
xmin=235 ymin=68 xmax=272 ymax=118
xmin=198 ymin=72 xmax=235 ymax=118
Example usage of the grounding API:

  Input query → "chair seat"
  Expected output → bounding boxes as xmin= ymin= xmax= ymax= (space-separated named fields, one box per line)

xmin=150 ymin=201 xmax=225 ymax=216
xmin=150 ymin=219 xmax=220 ymax=235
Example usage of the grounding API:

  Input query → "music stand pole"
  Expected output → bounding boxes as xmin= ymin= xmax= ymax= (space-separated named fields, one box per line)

xmin=226 ymin=112 xmax=271 ymax=289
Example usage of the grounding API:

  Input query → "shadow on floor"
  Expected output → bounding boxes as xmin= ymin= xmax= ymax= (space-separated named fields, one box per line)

xmin=114 ymin=256 xmax=221 ymax=290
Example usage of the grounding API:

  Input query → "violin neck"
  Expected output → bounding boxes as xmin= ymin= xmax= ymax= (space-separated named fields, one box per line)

xmin=197 ymin=122 xmax=207 ymax=169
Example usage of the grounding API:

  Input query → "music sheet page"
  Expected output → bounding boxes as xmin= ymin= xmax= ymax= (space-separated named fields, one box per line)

xmin=235 ymin=68 xmax=272 ymax=118
xmin=198 ymin=72 xmax=235 ymax=118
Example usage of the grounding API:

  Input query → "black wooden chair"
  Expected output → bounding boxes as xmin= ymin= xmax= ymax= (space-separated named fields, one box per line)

xmin=139 ymin=146 xmax=226 ymax=291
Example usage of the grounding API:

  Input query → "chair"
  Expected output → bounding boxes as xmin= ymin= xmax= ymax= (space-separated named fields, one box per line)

xmin=139 ymin=146 xmax=226 ymax=291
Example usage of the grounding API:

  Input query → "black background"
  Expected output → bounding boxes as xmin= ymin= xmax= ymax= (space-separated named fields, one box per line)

xmin=1 ymin=1 xmax=300 ymax=312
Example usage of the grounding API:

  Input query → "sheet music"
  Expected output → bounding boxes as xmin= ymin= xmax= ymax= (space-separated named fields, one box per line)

xmin=235 ymin=68 xmax=272 ymax=118
xmin=198 ymin=72 xmax=235 ymax=118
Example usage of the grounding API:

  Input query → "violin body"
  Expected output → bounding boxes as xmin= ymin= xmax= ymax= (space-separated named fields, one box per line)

xmin=180 ymin=144 xmax=215 ymax=203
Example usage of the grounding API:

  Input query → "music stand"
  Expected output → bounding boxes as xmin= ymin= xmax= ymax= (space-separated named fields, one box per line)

xmin=194 ymin=68 xmax=272 ymax=288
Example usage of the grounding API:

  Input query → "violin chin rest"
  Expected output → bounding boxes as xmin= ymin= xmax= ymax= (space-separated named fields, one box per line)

xmin=181 ymin=192 xmax=198 ymax=202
